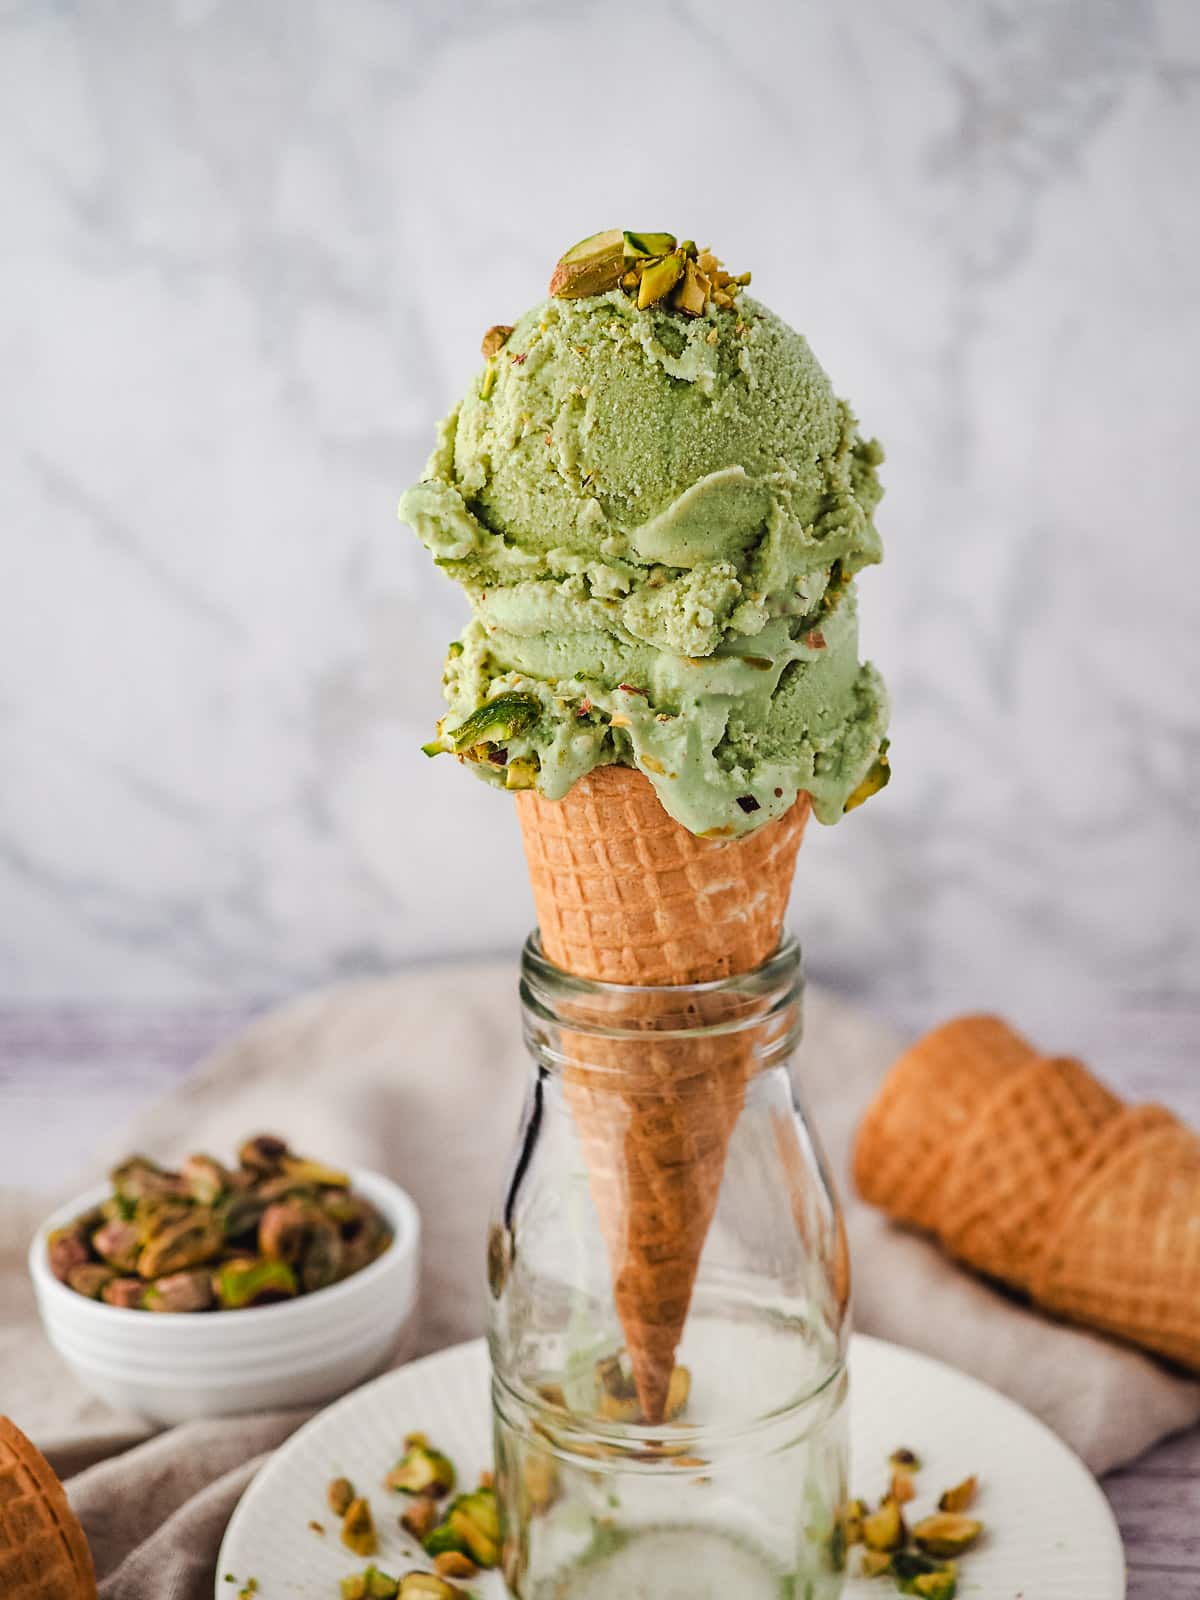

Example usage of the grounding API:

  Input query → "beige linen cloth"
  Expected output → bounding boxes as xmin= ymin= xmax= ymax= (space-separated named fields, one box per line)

xmin=2 ymin=963 xmax=1198 ymax=1597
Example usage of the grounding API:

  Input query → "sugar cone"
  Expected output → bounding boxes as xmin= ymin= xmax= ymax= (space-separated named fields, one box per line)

xmin=852 ymin=1015 xmax=1037 ymax=1234
xmin=516 ymin=766 xmax=809 ymax=1421
xmin=0 ymin=1418 xmax=96 ymax=1600
xmin=937 ymin=1056 xmax=1121 ymax=1288
xmin=1031 ymin=1110 xmax=1200 ymax=1370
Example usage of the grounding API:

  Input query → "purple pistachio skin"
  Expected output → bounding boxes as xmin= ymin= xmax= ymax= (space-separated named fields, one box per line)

xmin=143 ymin=1269 xmax=215 ymax=1313
xmin=47 ymin=1226 xmax=92 ymax=1284
xmin=92 ymin=1218 xmax=143 ymax=1273
xmin=66 ymin=1263 xmax=115 ymax=1300
xmin=101 ymin=1277 xmax=146 ymax=1310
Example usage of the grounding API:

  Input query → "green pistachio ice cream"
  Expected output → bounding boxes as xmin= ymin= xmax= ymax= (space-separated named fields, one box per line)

xmin=400 ymin=233 xmax=889 ymax=837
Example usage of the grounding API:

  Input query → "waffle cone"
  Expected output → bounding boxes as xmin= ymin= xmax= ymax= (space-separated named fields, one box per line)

xmin=852 ymin=1015 xmax=1037 ymax=1234
xmin=0 ymin=1418 xmax=96 ymax=1600
xmin=937 ymin=1056 xmax=1121 ymax=1287
xmin=516 ymin=766 xmax=809 ymax=1421
xmin=1031 ymin=1111 xmax=1200 ymax=1370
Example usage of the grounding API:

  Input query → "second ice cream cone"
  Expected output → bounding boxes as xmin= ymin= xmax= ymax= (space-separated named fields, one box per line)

xmin=517 ymin=766 xmax=809 ymax=1421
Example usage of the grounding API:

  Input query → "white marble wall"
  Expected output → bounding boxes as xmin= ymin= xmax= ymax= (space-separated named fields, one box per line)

xmin=2 ymin=0 xmax=1198 ymax=1031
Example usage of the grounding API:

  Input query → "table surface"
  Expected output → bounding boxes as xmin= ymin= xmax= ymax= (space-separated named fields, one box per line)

xmin=1 ymin=1002 xmax=1197 ymax=1599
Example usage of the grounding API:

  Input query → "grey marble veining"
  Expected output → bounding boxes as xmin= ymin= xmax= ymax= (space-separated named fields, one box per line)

xmin=2 ymin=0 xmax=1198 ymax=1029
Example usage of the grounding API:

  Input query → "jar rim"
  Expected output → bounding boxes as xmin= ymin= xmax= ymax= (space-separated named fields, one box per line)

xmin=520 ymin=932 xmax=803 ymax=1046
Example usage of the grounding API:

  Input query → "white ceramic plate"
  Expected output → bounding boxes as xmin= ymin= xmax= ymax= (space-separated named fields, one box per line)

xmin=218 ymin=1333 xmax=1124 ymax=1598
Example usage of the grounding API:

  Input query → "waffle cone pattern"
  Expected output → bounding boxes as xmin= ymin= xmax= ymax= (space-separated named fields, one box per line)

xmin=852 ymin=1014 xmax=1037 ymax=1235
xmin=516 ymin=766 xmax=809 ymax=1421
xmin=853 ymin=1017 xmax=1200 ymax=1374
xmin=0 ymin=1418 xmax=96 ymax=1600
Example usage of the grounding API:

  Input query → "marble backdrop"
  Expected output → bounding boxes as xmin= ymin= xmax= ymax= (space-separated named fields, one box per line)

xmin=2 ymin=0 xmax=1198 ymax=1033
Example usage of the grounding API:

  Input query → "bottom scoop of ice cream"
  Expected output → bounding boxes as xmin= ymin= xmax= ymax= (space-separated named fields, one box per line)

xmin=401 ymin=236 xmax=890 ymax=837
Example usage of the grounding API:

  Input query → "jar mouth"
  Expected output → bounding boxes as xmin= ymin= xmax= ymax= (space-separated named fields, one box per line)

xmin=520 ymin=932 xmax=802 ymax=1045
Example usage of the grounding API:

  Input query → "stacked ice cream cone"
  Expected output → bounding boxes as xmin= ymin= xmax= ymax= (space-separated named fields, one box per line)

xmin=0 ymin=1418 xmax=96 ymax=1600
xmin=517 ymin=765 xmax=810 ymax=1422
xmin=854 ymin=1016 xmax=1200 ymax=1373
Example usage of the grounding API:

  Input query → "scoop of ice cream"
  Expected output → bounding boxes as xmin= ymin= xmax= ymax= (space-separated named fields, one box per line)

xmin=400 ymin=254 xmax=889 ymax=837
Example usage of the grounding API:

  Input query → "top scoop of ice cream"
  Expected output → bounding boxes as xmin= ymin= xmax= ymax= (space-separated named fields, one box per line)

xmin=400 ymin=237 xmax=889 ymax=837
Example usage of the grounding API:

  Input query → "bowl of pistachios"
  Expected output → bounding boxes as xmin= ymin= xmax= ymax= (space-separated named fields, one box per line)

xmin=28 ymin=1135 xmax=421 ymax=1423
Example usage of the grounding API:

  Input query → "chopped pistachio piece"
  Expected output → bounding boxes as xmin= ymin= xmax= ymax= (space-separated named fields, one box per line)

xmin=637 ymin=250 xmax=685 ymax=309
xmin=889 ymin=1447 xmax=921 ymax=1471
xmin=280 ymin=1155 xmax=349 ymax=1188
xmin=938 ymin=1475 xmax=978 ymax=1513
xmin=143 ymin=1269 xmax=215 ymax=1313
xmin=862 ymin=1497 xmax=906 ymax=1552
xmin=341 ymin=1496 xmax=378 ymax=1558
xmin=673 ymin=258 xmax=710 ymax=316
xmin=891 ymin=1550 xmax=947 ymax=1582
xmin=47 ymin=1225 xmax=92 ymax=1284
xmin=66 ymin=1263 xmax=115 ymax=1300
xmin=623 ymin=230 xmax=677 ymax=259
xmin=844 ymin=740 xmax=891 ymax=812
xmin=423 ymin=1523 xmax=469 ymax=1559
xmin=213 ymin=1256 xmax=298 ymax=1309
xmin=138 ymin=1210 xmax=224 ymax=1279
xmin=111 ymin=1156 xmax=187 ymax=1204
xmin=180 ymin=1154 xmax=229 ymax=1206
xmin=911 ymin=1573 xmax=957 ymax=1600
xmin=479 ymin=359 xmax=497 ymax=400
xmin=398 ymin=1575 xmax=463 ymax=1599
xmin=432 ymin=1551 xmax=476 ymax=1579
xmin=446 ymin=1491 xmax=500 ymax=1568
xmin=328 ymin=1476 xmax=356 ymax=1517
xmin=92 ymin=1219 xmax=143 ymax=1273
xmin=238 ymin=1134 xmax=289 ymax=1174
xmin=400 ymin=1496 xmax=440 ymax=1540
xmin=860 ymin=1548 xmax=892 ymax=1578
xmin=101 ymin=1276 xmax=146 ymax=1309
xmin=912 ymin=1513 xmax=983 ymax=1558
xmin=386 ymin=1436 xmax=456 ymax=1497
xmin=480 ymin=324 xmax=513 ymax=359
xmin=504 ymin=756 xmax=539 ymax=791
xmin=341 ymin=1570 xmax=399 ymax=1600
xmin=549 ymin=229 xmax=626 ymax=298
xmin=427 ymin=692 xmax=540 ymax=756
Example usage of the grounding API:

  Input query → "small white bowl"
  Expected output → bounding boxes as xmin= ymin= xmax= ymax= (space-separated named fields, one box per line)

xmin=29 ymin=1168 xmax=420 ymax=1424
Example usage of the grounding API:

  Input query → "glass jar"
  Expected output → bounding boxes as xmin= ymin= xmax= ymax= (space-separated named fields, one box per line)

xmin=488 ymin=935 xmax=850 ymax=1600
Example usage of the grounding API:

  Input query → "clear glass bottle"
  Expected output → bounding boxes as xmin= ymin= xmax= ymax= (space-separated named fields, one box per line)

xmin=488 ymin=935 xmax=850 ymax=1600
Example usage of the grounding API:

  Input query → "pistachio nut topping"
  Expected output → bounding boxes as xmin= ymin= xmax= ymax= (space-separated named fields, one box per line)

xmin=844 ymin=739 xmax=890 ymax=811
xmin=547 ymin=229 xmax=749 ymax=318
xmin=547 ymin=228 xmax=626 ymax=298
xmin=623 ymin=230 xmax=677 ymax=259
xmin=637 ymin=250 xmax=685 ymax=309
xmin=480 ymin=324 xmax=513 ymax=359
